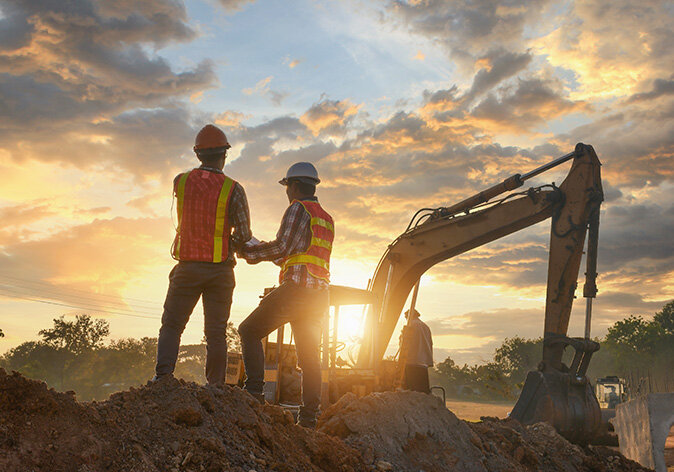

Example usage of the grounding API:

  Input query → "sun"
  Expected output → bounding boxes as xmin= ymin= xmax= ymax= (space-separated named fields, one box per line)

xmin=330 ymin=304 xmax=369 ymax=366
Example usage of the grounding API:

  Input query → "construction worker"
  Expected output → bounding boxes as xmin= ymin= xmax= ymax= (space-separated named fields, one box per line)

xmin=399 ymin=308 xmax=433 ymax=393
xmin=237 ymin=162 xmax=333 ymax=429
xmin=154 ymin=124 xmax=252 ymax=385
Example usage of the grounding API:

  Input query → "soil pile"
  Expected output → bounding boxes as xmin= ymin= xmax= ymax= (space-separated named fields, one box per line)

xmin=318 ymin=390 xmax=651 ymax=472
xmin=0 ymin=369 xmax=652 ymax=472
xmin=0 ymin=369 xmax=366 ymax=472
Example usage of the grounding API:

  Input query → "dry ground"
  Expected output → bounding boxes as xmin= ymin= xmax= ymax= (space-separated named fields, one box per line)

xmin=444 ymin=399 xmax=514 ymax=422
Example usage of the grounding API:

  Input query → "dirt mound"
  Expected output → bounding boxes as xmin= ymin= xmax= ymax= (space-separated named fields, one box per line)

xmin=318 ymin=391 xmax=651 ymax=472
xmin=0 ymin=369 xmax=366 ymax=471
xmin=0 ymin=369 xmax=652 ymax=472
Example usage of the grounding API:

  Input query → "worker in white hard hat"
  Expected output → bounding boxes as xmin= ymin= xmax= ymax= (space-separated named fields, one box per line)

xmin=238 ymin=161 xmax=334 ymax=429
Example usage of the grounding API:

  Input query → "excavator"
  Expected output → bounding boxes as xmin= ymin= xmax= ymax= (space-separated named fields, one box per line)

xmin=232 ymin=143 xmax=604 ymax=444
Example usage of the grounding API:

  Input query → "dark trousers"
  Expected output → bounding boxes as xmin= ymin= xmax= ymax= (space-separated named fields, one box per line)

xmin=403 ymin=364 xmax=430 ymax=393
xmin=155 ymin=261 xmax=235 ymax=384
xmin=238 ymin=282 xmax=327 ymax=423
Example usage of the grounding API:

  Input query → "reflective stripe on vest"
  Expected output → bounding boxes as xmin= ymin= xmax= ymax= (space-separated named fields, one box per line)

xmin=280 ymin=200 xmax=334 ymax=283
xmin=172 ymin=170 xmax=235 ymax=263
xmin=173 ymin=172 xmax=190 ymax=258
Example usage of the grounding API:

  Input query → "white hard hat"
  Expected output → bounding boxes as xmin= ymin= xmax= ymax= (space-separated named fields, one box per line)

xmin=279 ymin=162 xmax=321 ymax=186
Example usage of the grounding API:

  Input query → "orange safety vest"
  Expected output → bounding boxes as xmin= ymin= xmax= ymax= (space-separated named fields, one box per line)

xmin=171 ymin=169 xmax=236 ymax=263
xmin=280 ymin=200 xmax=334 ymax=283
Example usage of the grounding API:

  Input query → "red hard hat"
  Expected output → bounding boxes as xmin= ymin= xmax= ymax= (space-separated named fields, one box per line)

xmin=193 ymin=124 xmax=231 ymax=154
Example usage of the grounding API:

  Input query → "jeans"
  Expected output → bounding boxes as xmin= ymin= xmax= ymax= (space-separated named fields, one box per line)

xmin=155 ymin=261 xmax=235 ymax=384
xmin=238 ymin=282 xmax=328 ymax=423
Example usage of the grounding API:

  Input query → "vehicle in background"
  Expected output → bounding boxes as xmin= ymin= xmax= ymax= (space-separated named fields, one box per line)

xmin=596 ymin=376 xmax=627 ymax=409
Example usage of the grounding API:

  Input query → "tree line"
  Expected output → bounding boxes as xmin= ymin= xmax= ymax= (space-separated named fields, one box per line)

xmin=429 ymin=301 xmax=674 ymax=401
xmin=0 ymin=314 xmax=240 ymax=400
xmin=1 ymin=301 xmax=672 ymax=402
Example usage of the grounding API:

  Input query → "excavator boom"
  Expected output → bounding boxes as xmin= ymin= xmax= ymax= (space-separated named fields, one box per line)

xmin=356 ymin=143 xmax=604 ymax=443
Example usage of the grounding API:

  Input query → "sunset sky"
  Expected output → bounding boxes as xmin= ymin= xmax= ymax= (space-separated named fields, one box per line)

xmin=0 ymin=0 xmax=672 ymax=365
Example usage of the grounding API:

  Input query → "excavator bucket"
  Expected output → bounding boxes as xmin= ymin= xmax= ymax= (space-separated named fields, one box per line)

xmin=510 ymin=336 xmax=602 ymax=444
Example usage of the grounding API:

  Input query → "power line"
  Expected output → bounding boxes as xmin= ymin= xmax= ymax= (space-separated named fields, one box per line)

xmin=0 ymin=289 xmax=160 ymax=320
xmin=0 ymin=284 xmax=159 ymax=317
xmin=0 ymin=282 xmax=160 ymax=316
xmin=0 ymin=274 xmax=159 ymax=307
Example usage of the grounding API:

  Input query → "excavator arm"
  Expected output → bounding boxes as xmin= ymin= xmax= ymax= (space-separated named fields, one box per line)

xmin=356 ymin=143 xmax=603 ymax=443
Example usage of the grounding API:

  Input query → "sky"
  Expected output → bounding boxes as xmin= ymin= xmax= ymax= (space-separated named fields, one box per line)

xmin=0 ymin=0 xmax=672 ymax=366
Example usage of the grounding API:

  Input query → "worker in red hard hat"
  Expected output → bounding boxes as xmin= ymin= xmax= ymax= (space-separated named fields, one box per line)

xmin=154 ymin=124 xmax=252 ymax=385
xmin=237 ymin=161 xmax=333 ymax=429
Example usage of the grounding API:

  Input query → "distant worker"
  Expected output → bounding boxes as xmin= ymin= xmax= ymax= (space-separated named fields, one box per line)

xmin=238 ymin=162 xmax=333 ymax=429
xmin=154 ymin=124 xmax=252 ymax=385
xmin=607 ymin=386 xmax=620 ymax=409
xmin=399 ymin=308 xmax=433 ymax=393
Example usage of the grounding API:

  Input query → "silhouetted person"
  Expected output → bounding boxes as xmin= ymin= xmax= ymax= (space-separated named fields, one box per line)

xmin=238 ymin=162 xmax=333 ymax=429
xmin=154 ymin=124 xmax=251 ymax=384
xmin=399 ymin=308 xmax=433 ymax=393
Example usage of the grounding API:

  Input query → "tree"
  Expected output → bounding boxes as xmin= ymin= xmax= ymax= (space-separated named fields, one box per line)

xmin=227 ymin=321 xmax=241 ymax=353
xmin=0 ymin=328 xmax=4 ymax=337
xmin=653 ymin=300 xmax=674 ymax=335
xmin=39 ymin=314 xmax=110 ymax=355
xmin=493 ymin=337 xmax=543 ymax=386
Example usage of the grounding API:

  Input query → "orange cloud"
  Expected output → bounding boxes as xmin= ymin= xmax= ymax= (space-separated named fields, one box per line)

xmin=300 ymin=99 xmax=361 ymax=137
xmin=243 ymin=76 xmax=273 ymax=96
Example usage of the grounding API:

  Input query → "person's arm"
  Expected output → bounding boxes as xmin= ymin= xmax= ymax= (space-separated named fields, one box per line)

xmin=242 ymin=201 xmax=309 ymax=264
xmin=228 ymin=183 xmax=253 ymax=250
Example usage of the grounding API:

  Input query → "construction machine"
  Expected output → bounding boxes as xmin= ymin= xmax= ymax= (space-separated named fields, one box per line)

xmin=596 ymin=376 xmax=627 ymax=409
xmin=237 ymin=143 xmax=605 ymax=444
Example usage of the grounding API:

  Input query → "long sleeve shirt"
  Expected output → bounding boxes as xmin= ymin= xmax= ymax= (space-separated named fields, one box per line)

xmin=242 ymin=197 xmax=328 ymax=289
xmin=173 ymin=166 xmax=252 ymax=264
xmin=400 ymin=317 xmax=434 ymax=367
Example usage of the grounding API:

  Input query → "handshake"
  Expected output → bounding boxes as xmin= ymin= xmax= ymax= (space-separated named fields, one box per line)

xmin=235 ymin=236 xmax=261 ymax=263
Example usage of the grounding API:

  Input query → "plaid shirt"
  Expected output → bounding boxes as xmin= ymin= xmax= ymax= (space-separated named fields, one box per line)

xmin=173 ymin=166 xmax=252 ymax=264
xmin=242 ymin=197 xmax=329 ymax=289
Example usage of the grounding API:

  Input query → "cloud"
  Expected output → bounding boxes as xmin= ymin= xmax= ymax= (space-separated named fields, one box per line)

xmin=1 ymin=107 xmax=199 ymax=182
xmin=596 ymin=204 xmax=674 ymax=303
xmin=462 ymin=49 xmax=533 ymax=103
xmin=0 ymin=0 xmax=214 ymax=128
xmin=426 ymin=307 xmax=544 ymax=340
xmin=0 ymin=202 xmax=54 ymax=229
xmin=537 ymin=0 xmax=674 ymax=100
xmin=556 ymin=101 xmax=674 ymax=189
xmin=389 ymin=0 xmax=550 ymax=70
xmin=300 ymin=98 xmax=361 ymax=137
xmin=0 ymin=216 xmax=172 ymax=308
xmin=469 ymin=78 xmax=586 ymax=131
xmin=215 ymin=110 xmax=250 ymax=129
xmin=627 ymin=78 xmax=674 ymax=103
xmin=0 ymin=0 xmax=217 ymax=181
xmin=243 ymin=76 xmax=273 ymax=96
xmin=242 ymin=76 xmax=288 ymax=105
xmin=215 ymin=0 xmax=256 ymax=12
xmin=284 ymin=57 xmax=304 ymax=69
